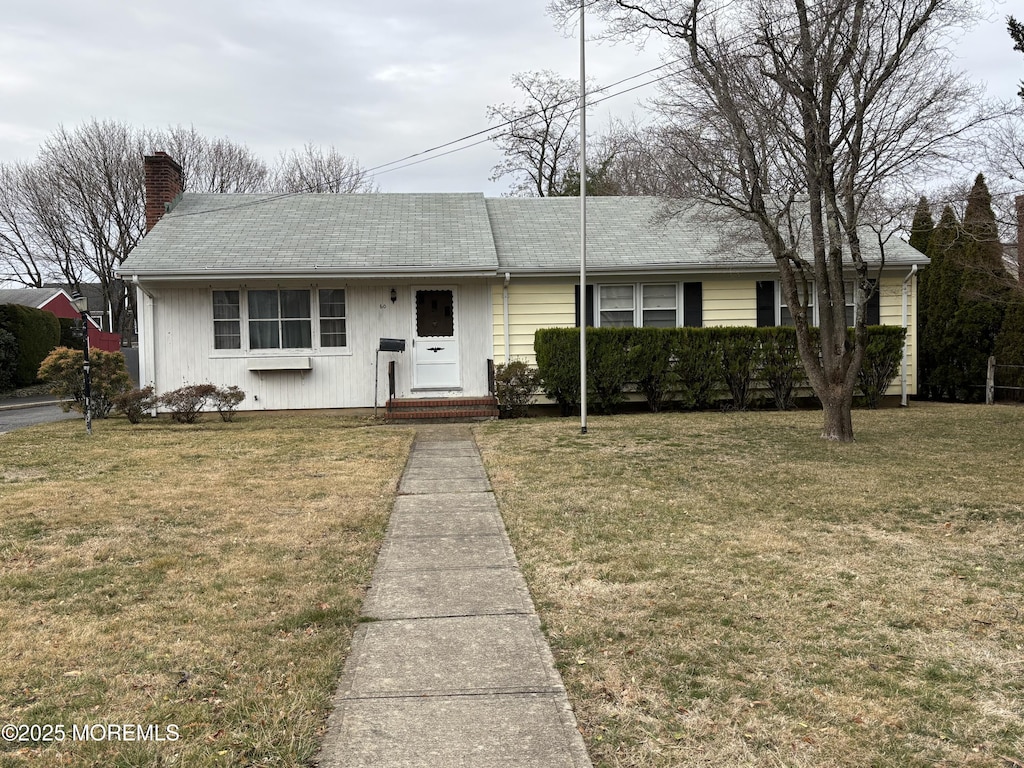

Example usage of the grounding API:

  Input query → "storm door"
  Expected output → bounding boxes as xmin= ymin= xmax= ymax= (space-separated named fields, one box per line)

xmin=412 ymin=288 xmax=460 ymax=388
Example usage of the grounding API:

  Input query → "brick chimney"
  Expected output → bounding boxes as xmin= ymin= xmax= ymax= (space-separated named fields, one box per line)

xmin=1017 ymin=195 xmax=1024 ymax=286
xmin=144 ymin=152 xmax=184 ymax=233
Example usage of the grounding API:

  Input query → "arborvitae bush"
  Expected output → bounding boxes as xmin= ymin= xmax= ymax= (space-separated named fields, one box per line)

xmin=533 ymin=325 xmax=907 ymax=414
xmin=0 ymin=304 xmax=61 ymax=386
xmin=857 ymin=326 xmax=907 ymax=408
xmin=535 ymin=328 xmax=581 ymax=415
xmin=494 ymin=360 xmax=540 ymax=418
xmin=673 ymin=328 xmax=720 ymax=410
xmin=719 ymin=328 xmax=762 ymax=410
xmin=627 ymin=328 xmax=676 ymax=412
xmin=759 ymin=327 xmax=805 ymax=410
xmin=588 ymin=328 xmax=631 ymax=414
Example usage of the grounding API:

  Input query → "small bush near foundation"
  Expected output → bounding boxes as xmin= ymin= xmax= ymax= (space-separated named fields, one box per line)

xmin=160 ymin=383 xmax=218 ymax=424
xmin=113 ymin=386 xmax=157 ymax=424
xmin=494 ymin=361 xmax=539 ymax=418
xmin=212 ymin=385 xmax=246 ymax=422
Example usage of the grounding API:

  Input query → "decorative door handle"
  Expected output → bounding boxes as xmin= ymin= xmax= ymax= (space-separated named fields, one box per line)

xmin=427 ymin=347 xmax=443 ymax=353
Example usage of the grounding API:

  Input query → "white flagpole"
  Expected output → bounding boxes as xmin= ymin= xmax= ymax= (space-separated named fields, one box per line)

xmin=579 ymin=0 xmax=588 ymax=435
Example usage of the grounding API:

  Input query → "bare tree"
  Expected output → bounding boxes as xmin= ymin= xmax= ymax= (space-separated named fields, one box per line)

xmin=487 ymin=70 xmax=586 ymax=197
xmin=270 ymin=143 xmax=377 ymax=193
xmin=551 ymin=0 xmax=982 ymax=441
xmin=36 ymin=120 xmax=150 ymax=336
xmin=158 ymin=126 xmax=271 ymax=193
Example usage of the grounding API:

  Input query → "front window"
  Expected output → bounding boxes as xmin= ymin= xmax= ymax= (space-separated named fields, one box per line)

xmin=319 ymin=289 xmax=347 ymax=347
xmin=641 ymin=284 xmax=677 ymax=327
xmin=213 ymin=287 xmax=349 ymax=352
xmin=599 ymin=285 xmax=635 ymax=327
xmin=213 ymin=290 xmax=241 ymax=349
xmin=248 ymin=290 xmax=311 ymax=349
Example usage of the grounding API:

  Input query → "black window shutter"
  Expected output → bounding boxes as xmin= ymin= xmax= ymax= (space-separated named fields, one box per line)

xmin=756 ymin=281 xmax=776 ymax=327
xmin=865 ymin=280 xmax=881 ymax=325
xmin=574 ymin=284 xmax=594 ymax=327
xmin=682 ymin=282 xmax=703 ymax=327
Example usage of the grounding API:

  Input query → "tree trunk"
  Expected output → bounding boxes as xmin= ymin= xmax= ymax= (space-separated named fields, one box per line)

xmin=819 ymin=388 xmax=855 ymax=442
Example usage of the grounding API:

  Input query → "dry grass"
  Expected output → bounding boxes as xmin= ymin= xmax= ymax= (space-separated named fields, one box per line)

xmin=0 ymin=413 xmax=412 ymax=767
xmin=475 ymin=403 xmax=1024 ymax=768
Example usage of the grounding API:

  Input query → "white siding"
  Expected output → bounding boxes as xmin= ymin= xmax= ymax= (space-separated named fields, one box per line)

xmin=141 ymin=280 xmax=494 ymax=411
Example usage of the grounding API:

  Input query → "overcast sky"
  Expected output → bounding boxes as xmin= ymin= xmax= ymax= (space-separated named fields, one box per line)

xmin=1 ymin=0 xmax=1020 ymax=195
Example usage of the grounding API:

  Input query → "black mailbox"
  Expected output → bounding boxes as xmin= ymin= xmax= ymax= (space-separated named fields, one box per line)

xmin=378 ymin=338 xmax=406 ymax=352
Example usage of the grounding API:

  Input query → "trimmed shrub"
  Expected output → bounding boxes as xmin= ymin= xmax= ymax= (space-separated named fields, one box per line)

xmin=0 ymin=328 xmax=17 ymax=392
xmin=673 ymin=328 xmax=721 ymax=410
xmin=535 ymin=328 xmax=580 ymax=415
xmin=628 ymin=328 xmax=676 ymax=412
xmin=588 ymin=328 xmax=630 ymax=414
xmin=719 ymin=328 xmax=761 ymax=410
xmin=857 ymin=326 xmax=907 ymax=408
xmin=494 ymin=360 xmax=539 ymax=419
xmin=160 ymin=383 xmax=218 ymax=424
xmin=0 ymin=304 xmax=61 ymax=386
xmin=211 ymin=385 xmax=246 ymax=422
xmin=37 ymin=347 xmax=132 ymax=418
xmin=759 ymin=327 xmax=805 ymax=410
xmin=113 ymin=386 xmax=157 ymax=424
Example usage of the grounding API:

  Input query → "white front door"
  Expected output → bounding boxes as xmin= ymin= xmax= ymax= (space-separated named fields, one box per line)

xmin=412 ymin=287 xmax=460 ymax=389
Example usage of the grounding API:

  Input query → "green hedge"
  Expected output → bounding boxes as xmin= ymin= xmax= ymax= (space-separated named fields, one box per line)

xmin=534 ymin=325 xmax=907 ymax=414
xmin=0 ymin=304 xmax=61 ymax=387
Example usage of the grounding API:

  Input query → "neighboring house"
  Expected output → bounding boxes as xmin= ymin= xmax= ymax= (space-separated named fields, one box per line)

xmin=0 ymin=287 xmax=121 ymax=352
xmin=116 ymin=153 xmax=928 ymax=412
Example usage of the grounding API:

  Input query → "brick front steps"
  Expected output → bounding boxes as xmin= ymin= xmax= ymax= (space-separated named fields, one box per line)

xmin=385 ymin=397 xmax=500 ymax=422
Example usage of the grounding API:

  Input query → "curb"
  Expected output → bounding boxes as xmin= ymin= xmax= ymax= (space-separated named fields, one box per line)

xmin=0 ymin=399 xmax=70 ymax=412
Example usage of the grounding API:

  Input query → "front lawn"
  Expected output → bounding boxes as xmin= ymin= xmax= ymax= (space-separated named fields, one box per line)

xmin=476 ymin=403 xmax=1024 ymax=767
xmin=0 ymin=414 xmax=412 ymax=767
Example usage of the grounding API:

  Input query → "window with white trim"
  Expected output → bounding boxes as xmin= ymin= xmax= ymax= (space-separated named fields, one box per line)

xmin=593 ymin=283 xmax=696 ymax=328
xmin=213 ymin=290 xmax=241 ymax=349
xmin=318 ymin=289 xmax=347 ymax=347
xmin=211 ymin=288 xmax=347 ymax=351
xmin=756 ymin=280 xmax=876 ymax=327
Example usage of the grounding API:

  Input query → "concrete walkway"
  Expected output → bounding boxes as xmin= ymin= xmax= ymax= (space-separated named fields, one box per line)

xmin=315 ymin=425 xmax=592 ymax=768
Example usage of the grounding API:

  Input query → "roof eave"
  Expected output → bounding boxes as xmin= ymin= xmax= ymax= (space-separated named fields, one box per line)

xmin=116 ymin=265 xmax=501 ymax=281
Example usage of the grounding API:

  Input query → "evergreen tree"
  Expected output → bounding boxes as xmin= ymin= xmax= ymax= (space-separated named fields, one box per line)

xmin=908 ymin=196 xmax=934 ymax=254
xmin=1010 ymin=16 xmax=1024 ymax=101
xmin=994 ymin=297 xmax=1024 ymax=398
xmin=919 ymin=206 xmax=964 ymax=399
xmin=951 ymin=175 xmax=1009 ymax=400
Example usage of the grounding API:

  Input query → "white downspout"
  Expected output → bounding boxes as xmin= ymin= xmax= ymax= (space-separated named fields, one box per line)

xmin=503 ymin=272 xmax=511 ymax=365
xmin=901 ymin=265 xmax=918 ymax=407
xmin=132 ymin=275 xmax=157 ymax=413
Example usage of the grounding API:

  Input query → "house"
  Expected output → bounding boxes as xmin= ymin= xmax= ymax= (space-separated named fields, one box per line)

xmin=116 ymin=153 xmax=928 ymax=412
xmin=0 ymin=286 xmax=121 ymax=352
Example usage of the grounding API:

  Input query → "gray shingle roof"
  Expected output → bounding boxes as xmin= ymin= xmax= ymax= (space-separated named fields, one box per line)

xmin=118 ymin=193 xmax=928 ymax=279
xmin=486 ymin=197 xmax=929 ymax=273
xmin=119 ymin=193 xmax=500 ymax=277
xmin=0 ymin=287 xmax=64 ymax=307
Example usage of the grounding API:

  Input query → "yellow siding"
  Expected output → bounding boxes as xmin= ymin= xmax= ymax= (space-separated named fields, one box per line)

xmin=493 ymin=271 xmax=921 ymax=396
xmin=492 ymin=280 xmax=575 ymax=365
xmin=703 ymin=279 xmax=757 ymax=326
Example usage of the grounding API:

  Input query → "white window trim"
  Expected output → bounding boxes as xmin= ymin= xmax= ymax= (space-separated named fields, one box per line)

xmin=595 ymin=283 xmax=682 ymax=328
xmin=775 ymin=280 xmax=858 ymax=327
xmin=210 ymin=286 xmax=351 ymax=356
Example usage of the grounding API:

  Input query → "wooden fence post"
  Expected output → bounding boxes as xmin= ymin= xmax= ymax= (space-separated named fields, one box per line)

xmin=987 ymin=355 xmax=996 ymax=405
